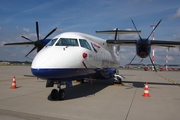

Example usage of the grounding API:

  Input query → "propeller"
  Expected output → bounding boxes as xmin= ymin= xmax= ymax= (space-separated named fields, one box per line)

xmin=128 ymin=19 xmax=162 ymax=72
xmin=21 ymin=21 xmax=57 ymax=57
xmin=127 ymin=19 xmax=142 ymax=64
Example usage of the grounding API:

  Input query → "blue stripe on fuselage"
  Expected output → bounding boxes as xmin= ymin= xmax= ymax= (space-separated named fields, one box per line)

xmin=31 ymin=68 xmax=96 ymax=81
xmin=31 ymin=68 xmax=115 ymax=81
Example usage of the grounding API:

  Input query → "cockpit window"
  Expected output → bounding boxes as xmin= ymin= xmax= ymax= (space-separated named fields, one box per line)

xmin=55 ymin=38 xmax=79 ymax=46
xmin=46 ymin=38 xmax=58 ymax=46
xmin=79 ymin=39 xmax=92 ymax=50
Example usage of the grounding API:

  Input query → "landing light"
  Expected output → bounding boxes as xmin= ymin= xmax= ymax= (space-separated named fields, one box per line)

xmin=82 ymin=53 xmax=88 ymax=58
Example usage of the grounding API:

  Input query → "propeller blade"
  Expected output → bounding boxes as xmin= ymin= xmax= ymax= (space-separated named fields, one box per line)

xmin=25 ymin=46 xmax=36 ymax=57
xmin=147 ymin=19 xmax=162 ymax=40
xmin=131 ymin=18 xmax=142 ymax=40
xmin=36 ymin=21 xmax=39 ymax=41
xmin=21 ymin=36 xmax=34 ymax=42
xmin=43 ymin=27 xmax=57 ymax=40
xmin=148 ymin=52 xmax=157 ymax=72
xmin=114 ymin=28 xmax=118 ymax=40
xmin=4 ymin=42 xmax=34 ymax=46
xmin=140 ymin=58 xmax=143 ymax=63
xmin=128 ymin=54 xmax=137 ymax=65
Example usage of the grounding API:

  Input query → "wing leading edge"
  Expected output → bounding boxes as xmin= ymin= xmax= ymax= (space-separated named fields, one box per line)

xmin=151 ymin=40 xmax=180 ymax=47
xmin=106 ymin=39 xmax=180 ymax=47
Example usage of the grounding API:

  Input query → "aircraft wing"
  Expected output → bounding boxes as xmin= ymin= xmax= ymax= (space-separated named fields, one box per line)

xmin=151 ymin=40 xmax=180 ymax=47
xmin=4 ymin=42 xmax=34 ymax=46
xmin=106 ymin=39 xmax=180 ymax=47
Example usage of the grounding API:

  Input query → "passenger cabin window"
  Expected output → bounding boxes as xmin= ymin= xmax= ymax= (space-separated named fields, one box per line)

xmin=55 ymin=38 xmax=79 ymax=46
xmin=46 ymin=38 xmax=58 ymax=46
xmin=79 ymin=39 xmax=91 ymax=50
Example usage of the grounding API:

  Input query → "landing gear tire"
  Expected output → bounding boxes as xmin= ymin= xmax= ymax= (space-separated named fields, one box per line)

xmin=117 ymin=77 xmax=122 ymax=84
xmin=50 ymin=89 xmax=58 ymax=100
xmin=57 ymin=89 xmax=65 ymax=100
xmin=50 ymin=81 xmax=66 ymax=101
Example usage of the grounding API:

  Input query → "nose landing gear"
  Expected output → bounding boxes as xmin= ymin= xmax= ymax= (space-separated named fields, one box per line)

xmin=50 ymin=89 xmax=65 ymax=100
xmin=50 ymin=81 xmax=65 ymax=100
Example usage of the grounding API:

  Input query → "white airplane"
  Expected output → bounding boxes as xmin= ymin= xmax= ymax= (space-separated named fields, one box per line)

xmin=4 ymin=20 xmax=180 ymax=100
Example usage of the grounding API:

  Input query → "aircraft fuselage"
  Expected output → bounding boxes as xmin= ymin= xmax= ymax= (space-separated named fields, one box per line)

xmin=31 ymin=32 xmax=120 ymax=81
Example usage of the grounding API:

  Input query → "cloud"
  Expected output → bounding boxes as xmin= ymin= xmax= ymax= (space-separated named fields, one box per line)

xmin=173 ymin=34 xmax=180 ymax=40
xmin=22 ymin=1 xmax=63 ymax=14
xmin=16 ymin=26 xmax=19 ymax=30
xmin=0 ymin=41 xmax=6 ymax=46
xmin=0 ymin=26 xmax=2 ymax=31
xmin=172 ymin=7 xmax=180 ymax=19
xmin=168 ymin=56 xmax=174 ymax=61
xmin=56 ymin=28 xmax=63 ymax=33
xmin=23 ymin=28 xmax=30 ymax=33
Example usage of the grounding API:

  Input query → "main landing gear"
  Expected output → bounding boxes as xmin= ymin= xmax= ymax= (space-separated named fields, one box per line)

xmin=46 ymin=81 xmax=66 ymax=100
xmin=114 ymin=74 xmax=125 ymax=84
xmin=114 ymin=74 xmax=122 ymax=84
xmin=113 ymin=70 xmax=124 ymax=84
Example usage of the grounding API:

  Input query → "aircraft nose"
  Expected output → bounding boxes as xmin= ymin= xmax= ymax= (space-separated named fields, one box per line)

xmin=31 ymin=68 xmax=63 ymax=79
xmin=31 ymin=47 xmax=86 ymax=79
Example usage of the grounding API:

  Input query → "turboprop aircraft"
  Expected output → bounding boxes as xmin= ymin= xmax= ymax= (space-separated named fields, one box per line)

xmin=4 ymin=20 xmax=180 ymax=100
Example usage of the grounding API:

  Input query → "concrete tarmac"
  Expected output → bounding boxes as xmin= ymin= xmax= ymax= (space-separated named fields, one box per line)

xmin=0 ymin=66 xmax=180 ymax=120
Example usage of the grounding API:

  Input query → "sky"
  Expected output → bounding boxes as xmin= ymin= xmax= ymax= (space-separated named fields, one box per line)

xmin=0 ymin=0 xmax=180 ymax=65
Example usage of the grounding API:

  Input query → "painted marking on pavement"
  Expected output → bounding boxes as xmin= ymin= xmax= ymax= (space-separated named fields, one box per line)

xmin=155 ymin=73 xmax=179 ymax=85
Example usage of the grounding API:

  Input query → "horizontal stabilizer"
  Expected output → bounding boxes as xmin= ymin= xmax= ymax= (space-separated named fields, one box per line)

xmin=96 ymin=30 xmax=141 ymax=34
xmin=106 ymin=40 xmax=137 ymax=46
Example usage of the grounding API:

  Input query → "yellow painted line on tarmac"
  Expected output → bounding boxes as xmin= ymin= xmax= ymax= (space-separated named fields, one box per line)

xmin=173 ymin=82 xmax=178 ymax=84
xmin=155 ymin=73 xmax=179 ymax=85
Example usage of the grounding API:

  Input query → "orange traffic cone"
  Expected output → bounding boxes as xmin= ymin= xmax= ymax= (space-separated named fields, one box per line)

xmin=142 ymin=82 xmax=150 ymax=97
xmin=11 ymin=76 xmax=17 ymax=89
